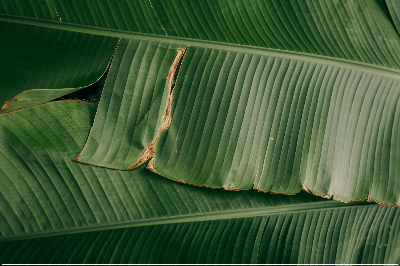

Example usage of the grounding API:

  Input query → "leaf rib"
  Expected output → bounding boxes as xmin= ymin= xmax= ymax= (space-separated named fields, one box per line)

xmin=1 ymin=14 xmax=400 ymax=79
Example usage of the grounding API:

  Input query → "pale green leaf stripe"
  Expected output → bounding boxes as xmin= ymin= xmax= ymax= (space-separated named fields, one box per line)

xmin=154 ymin=46 xmax=400 ymax=205
xmin=386 ymin=0 xmax=400 ymax=35
xmin=2 ymin=0 xmax=400 ymax=70
xmin=0 ymin=206 xmax=399 ymax=264
xmin=0 ymin=21 xmax=118 ymax=113
xmin=75 ymin=39 xmax=180 ymax=169
xmin=0 ymin=100 xmax=340 ymax=241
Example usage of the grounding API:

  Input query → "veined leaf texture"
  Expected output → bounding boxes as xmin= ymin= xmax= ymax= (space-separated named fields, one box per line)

xmin=0 ymin=101 xmax=399 ymax=264
xmin=0 ymin=0 xmax=400 ymax=264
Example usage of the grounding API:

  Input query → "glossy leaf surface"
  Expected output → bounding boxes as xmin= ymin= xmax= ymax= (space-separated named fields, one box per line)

xmin=75 ymin=39 xmax=182 ymax=169
xmin=0 ymin=101 xmax=398 ymax=264
xmin=152 ymin=45 xmax=400 ymax=205
xmin=0 ymin=21 xmax=118 ymax=113
xmin=386 ymin=0 xmax=400 ymax=35
xmin=0 ymin=0 xmax=399 ymax=263
xmin=2 ymin=0 xmax=400 ymax=69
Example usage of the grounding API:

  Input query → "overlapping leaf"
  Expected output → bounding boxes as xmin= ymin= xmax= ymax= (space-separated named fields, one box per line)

xmin=6 ymin=1 xmax=399 ymax=204
xmin=0 ymin=0 xmax=399 ymax=262
xmin=60 ymin=32 xmax=400 ymax=204
xmin=0 ymin=101 xmax=399 ymax=264
xmin=152 ymin=45 xmax=400 ymax=205
xmin=75 ymin=39 xmax=184 ymax=169
xmin=0 ymin=21 xmax=118 ymax=113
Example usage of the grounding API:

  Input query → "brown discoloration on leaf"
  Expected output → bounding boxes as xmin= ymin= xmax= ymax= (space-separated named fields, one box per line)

xmin=1 ymin=99 xmax=15 ymax=111
xmin=128 ymin=47 xmax=187 ymax=170
xmin=160 ymin=93 xmax=173 ymax=131
xmin=146 ymin=163 xmax=248 ymax=192
xmin=145 ymin=164 xmax=397 ymax=206
xmin=332 ymin=195 xmax=374 ymax=204
xmin=254 ymin=187 xmax=300 ymax=195
xmin=55 ymin=9 xmax=62 ymax=22
xmin=222 ymin=186 xmax=241 ymax=192
xmin=148 ymin=0 xmax=167 ymax=35
xmin=302 ymin=184 xmax=312 ymax=194
xmin=0 ymin=97 xmax=21 ymax=114
xmin=302 ymin=184 xmax=331 ymax=199
xmin=146 ymin=158 xmax=156 ymax=173
xmin=166 ymin=48 xmax=185 ymax=88
xmin=128 ymin=142 xmax=157 ymax=170
xmin=332 ymin=195 xmax=354 ymax=204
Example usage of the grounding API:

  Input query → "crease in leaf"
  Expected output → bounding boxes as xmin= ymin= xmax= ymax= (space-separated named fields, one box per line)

xmin=72 ymin=38 xmax=400 ymax=206
xmin=75 ymin=39 xmax=187 ymax=170
xmin=78 ymin=43 xmax=400 ymax=206
xmin=0 ymin=1 xmax=400 ymax=263
xmin=149 ymin=46 xmax=400 ymax=206
xmin=148 ymin=0 xmax=168 ymax=36
xmin=6 ymin=2 xmax=398 ymax=205
xmin=130 ymin=46 xmax=187 ymax=170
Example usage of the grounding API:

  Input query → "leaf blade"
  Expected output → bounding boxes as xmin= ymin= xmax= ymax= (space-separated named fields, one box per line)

xmin=3 ymin=0 xmax=400 ymax=69
xmin=0 ymin=21 xmax=118 ymax=112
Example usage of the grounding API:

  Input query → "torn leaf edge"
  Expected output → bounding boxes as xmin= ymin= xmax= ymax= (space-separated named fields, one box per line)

xmin=128 ymin=46 xmax=188 ymax=170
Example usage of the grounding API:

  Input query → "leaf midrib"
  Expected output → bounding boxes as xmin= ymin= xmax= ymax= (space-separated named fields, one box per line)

xmin=2 ymin=14 xmax=400 ymax=80
xmin=0 ymin=200 xmax=373 ymax=242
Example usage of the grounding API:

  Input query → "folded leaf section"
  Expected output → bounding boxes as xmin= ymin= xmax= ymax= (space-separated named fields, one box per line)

xmin=0 ymin=21 xmax=118 ymax=113
xmin=153 ymin=46 xmax=400 ymax=205
xmin=75 ymin=39 xmax=182 ymax=170
xmin=1 ymin=205 xmax=398 ymax=264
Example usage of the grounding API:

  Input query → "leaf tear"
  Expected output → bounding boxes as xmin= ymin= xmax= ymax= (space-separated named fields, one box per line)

xmin=148 ymin=0 xmax=167 ymax=36
xmin=1 ymin=98 xmax=17 ymax=111
xmin=129 ymin=47 xmax=187 ymax=170
xmin=302 ymin=184 xmax=312 ymax=194
xmin=55 ymin=9 xmax=62 ymax=22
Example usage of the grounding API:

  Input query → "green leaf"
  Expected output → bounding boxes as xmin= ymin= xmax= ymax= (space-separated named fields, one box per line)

xmin=1 ymin=206 xmax=399 ymax=264
xmin=4 ymin=0 xmax=397 ymax=203
xmin=0 ymin=101 xmax=399 ymax=264
xmin=3 ymin=0 xmax=400 ymax=68
xmin=62 ymin=35 xmax=400 ymax=204
xmin=0 ymin=20 xmax=118 ymax=113
xmin=386 ymin=0 xmax=400 ymax=35
xmin=152 ymin=45 xmax=400 ymax=205
xmin=1 ymin=1 xmax=400 ymax=263
xmin=74 ymin=39 xmax=185 ymax=169
xmin=0 ymin=101 xmax=327 ymax=240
